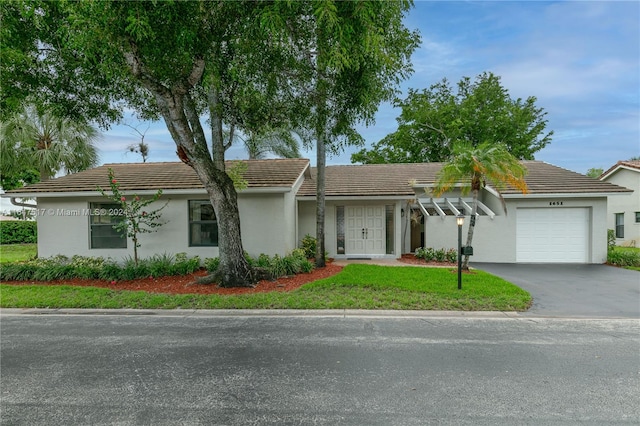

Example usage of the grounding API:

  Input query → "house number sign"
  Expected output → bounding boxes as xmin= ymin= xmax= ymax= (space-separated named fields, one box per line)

xmin=549 ymin=201 xmax=564 ymax=206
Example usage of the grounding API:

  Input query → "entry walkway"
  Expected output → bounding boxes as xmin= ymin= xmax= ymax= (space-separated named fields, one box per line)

xmin=332 ymin=258 xmax=453 ymax=268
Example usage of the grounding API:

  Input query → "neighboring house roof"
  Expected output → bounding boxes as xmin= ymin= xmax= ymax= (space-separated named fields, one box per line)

xmin=298 ymin=161 xmax=632 ymax=197
xmin=4 ymin=159 xmax=310 ymax=195
xmin=599 ymin=160 xmax=640 ymax=180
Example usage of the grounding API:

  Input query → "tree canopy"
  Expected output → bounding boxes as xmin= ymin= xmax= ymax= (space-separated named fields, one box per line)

xmin=2 ymin=0 xmax=419 ymax=285
xmin=586 ymin=168 xmax=604 ymax=179
xmin=351 ymin=72 xmax=553 ymax=164
xmin=1 ymin=104 xmax=100 ymax=183
xmin=269 ymin=0 xmax=419 ymax=266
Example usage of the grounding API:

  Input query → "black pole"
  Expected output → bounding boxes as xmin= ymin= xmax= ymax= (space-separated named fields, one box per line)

xmin=457 ymin=222 xmax=462 ymax=290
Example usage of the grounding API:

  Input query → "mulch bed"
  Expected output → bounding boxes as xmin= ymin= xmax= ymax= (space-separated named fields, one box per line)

xmin=4 ymin=255 xmax=463 ymax=296
xmin=3 ymin=263 xmax=344 ymax=296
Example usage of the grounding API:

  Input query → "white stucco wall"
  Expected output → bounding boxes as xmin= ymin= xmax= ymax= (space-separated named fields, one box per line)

xmin=422 ymin=197 xmax=609 ymax=263
xmin=297 ymin=199 xmax=403 ymax=258
xmin=602 ymin=169 xmax=639 ymax=247
xmin=237 ymin=192 xmax=293 ymax=257
xmin=35 ymin=192 xmax=294 ymax=261
xmin=297 ymin=201 xmax=316 ymax=246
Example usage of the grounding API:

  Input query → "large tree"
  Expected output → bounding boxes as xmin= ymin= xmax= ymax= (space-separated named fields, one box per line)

xmin=267 ymin=1 xmax=420 ymax=266
xmin=352 ymin=72 xmax=553 ymax=164
xmin=1 ymin=104 xmax=99 ymax=182
xmin=3 ymin=1 xmax=418 ymax=284
xmin=432 ymin=141 xmax=528 ymax=270
xmin=3 ymin=1 xmax=297 ymax=286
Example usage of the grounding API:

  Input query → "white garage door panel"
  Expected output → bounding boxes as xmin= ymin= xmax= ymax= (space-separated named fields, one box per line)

xmin=517 ymin=208 xmax=589 ymax=263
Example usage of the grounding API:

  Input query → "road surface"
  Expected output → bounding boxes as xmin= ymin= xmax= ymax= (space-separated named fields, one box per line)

xmin=1 ymin=310 xmax=639 ymax=425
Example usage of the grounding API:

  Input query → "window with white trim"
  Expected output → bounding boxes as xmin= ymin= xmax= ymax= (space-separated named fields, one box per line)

xmin=615 ymin=213 xmax=624 ymax=238
xmin=189 ymin=200 xmax=218 ymax=246
xmin=89 ymin=203 xmax=126 ymax=249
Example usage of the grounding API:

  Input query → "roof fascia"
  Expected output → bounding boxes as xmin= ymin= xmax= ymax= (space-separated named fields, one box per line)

xmin=2 ymin=187 xmax=292 ymax=199
xmin=292 ymin=161 xmax=311 ymax=194
xmin=501 ymin=192 xmax=622 ymax=199
xmin=600 ymin=164 xmax=640 ymax=180
xmin=297 ymin=195 xmax=413 ymax=201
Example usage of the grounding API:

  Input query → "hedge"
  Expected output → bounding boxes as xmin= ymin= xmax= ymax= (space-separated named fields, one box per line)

xmin=0 ymin=221 xmax=37 ymax=244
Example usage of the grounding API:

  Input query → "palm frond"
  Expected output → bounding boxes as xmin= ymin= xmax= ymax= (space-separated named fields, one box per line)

xmin=1 ymin=104 xmax=101 ymax=180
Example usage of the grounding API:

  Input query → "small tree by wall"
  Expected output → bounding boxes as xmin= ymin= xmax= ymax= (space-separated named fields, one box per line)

xmin=97 ymin=168 xmax=168 ymax=265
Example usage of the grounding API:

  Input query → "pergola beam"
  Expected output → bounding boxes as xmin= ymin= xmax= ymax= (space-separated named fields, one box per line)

xmin=445 ymin=198 xmax=460 ymax=216
xmin=430 ymin=198 xmax=446 ymax=218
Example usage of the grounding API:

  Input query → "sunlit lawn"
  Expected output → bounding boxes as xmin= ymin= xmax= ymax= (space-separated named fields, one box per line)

xmin=0 ymin=244 xmax=37 ymax=263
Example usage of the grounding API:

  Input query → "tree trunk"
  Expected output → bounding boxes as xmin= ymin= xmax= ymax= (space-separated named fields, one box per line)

xmin=315 ymin=129 xmax=326 ymax=268
xmin=462 ymin=188 xmax=479 ymax=270
xmin=201 ymin=167 xmax=253 ymax=288
xmin=132 ymin=235 xmax=139 ymax=266
xmin=125 ymin=55 xmax=253 ymax=287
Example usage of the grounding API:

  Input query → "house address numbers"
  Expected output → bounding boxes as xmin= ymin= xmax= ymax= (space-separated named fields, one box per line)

xmin=549 ymin=201 xmax=564 ymax=206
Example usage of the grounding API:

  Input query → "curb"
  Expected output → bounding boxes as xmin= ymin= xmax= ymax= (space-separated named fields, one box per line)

xmin=0 ymin=308 xmax=522 ymax=318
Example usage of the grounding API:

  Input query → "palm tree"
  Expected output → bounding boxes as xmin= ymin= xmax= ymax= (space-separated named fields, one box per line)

xmin=1 ymin=105 xmax=100 ymax=181
xmin=433 ymin=141 xmax=528 ymax=269
xmin=239 ymin=127 xmax=303 ymax=160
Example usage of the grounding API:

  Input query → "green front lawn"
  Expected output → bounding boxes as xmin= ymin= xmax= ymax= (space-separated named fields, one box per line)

xmin=0 ymin=244 xmax=37 ymax=263
xmin=0 ymin=264 xmax=532 ymax=311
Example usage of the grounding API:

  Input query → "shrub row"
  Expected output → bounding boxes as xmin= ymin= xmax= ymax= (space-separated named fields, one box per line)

xmin=414 ymin=247 xmax=458 ymax=263
xmin=607 ymin=248 xmax=640 ymax=267
xmin=0 ymin=252 xmax=200 ymax=282
xmin=1 ymin=249 xmax=315 ymax=283
xmin=205 ymin=249 xmax=314 ymax=279
xmin=0 ymin=221 xmax=37 ymax=244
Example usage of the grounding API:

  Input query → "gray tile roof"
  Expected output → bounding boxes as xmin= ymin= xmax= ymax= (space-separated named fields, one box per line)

xmin=297 ymin=161 xmax=632 ymax=197
xmin=5 ymin=159 xmax=630 ymax=197
xmin=6 ymin=159 xmax=310 ymax=194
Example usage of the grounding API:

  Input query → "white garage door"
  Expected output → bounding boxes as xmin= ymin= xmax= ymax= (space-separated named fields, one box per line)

xmin=516 ymin=208 xmax=589 ymax=263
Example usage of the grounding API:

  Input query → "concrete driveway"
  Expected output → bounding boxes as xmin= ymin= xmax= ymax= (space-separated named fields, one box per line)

xmin=472 ymin=263 xmax=640 ymax=318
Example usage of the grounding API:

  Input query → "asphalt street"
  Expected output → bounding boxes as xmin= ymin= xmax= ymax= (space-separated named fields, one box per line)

xmin=1 ymin=311 xmax=639 ymax=425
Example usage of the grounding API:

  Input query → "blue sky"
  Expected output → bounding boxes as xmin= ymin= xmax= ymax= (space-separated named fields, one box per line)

xmin=100 ymin=0 xmax=640 ymax=174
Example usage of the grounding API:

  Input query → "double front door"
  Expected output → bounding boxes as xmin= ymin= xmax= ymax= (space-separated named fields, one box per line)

xmin=345 ymin=206 xmax=385 ymax=255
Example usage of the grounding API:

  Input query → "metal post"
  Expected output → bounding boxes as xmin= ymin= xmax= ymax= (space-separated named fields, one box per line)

xmin=457 ymin=221 xmax=462 ymax=290
xmin=456 ymin=214 xmax=464 ymax=290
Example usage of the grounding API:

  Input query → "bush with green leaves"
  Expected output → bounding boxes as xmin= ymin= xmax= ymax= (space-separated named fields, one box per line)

xmin=415 ymin=247 xmax=456 ymax=263
xmin=300 ymin=234 xmax=317 ymax=259
xmin=607 ymin=229 xmax=616 ymax=252
xmin=607 ymin=248 xmax=640 ymax=267
xmin=445 ymin=248 xmax=458 ymax=263
xmin=204 ymin=257 xmax=220 ymax=273
xmin=433 ymin=248 xmax=447 ymax=262
xmin=0 ymin=221 xmax=37 ymax=244
xmin=205 ymin=249 xmax=313 ymax=279
xmin=0 ymin=252 xmax=201 ymax=282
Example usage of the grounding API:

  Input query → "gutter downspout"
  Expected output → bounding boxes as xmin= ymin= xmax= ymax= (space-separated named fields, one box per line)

xmin=10 ymin=197 xmax=37 ymax=209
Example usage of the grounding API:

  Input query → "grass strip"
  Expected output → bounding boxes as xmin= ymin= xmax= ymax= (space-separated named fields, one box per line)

xmin=0 ymin=244 xmax=37 ymax=263
xmin=0 ymin=265 xmax=531 ymax=311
